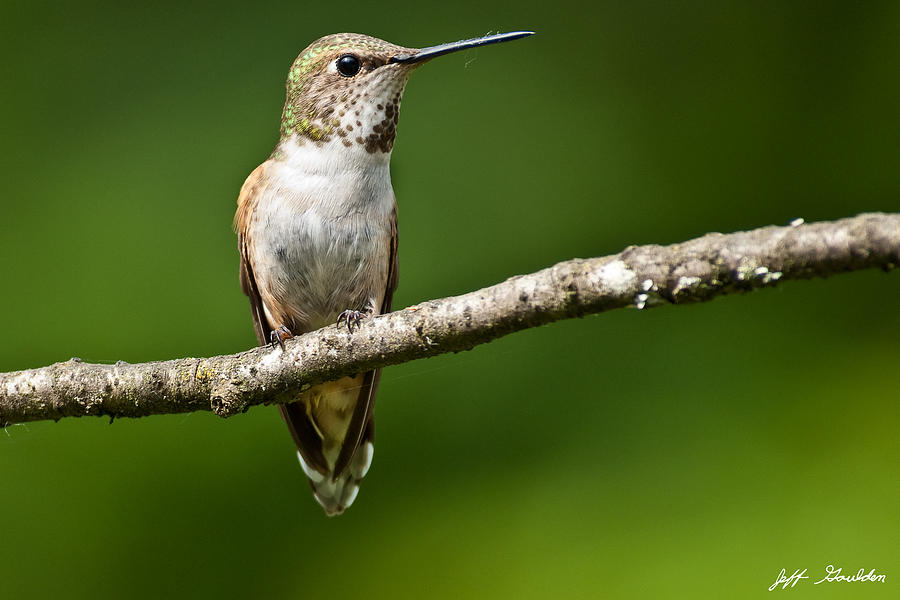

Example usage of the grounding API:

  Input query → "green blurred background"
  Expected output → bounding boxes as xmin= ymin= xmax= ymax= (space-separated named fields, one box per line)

xmin=1 ymin=1 xmax=898 ymax=598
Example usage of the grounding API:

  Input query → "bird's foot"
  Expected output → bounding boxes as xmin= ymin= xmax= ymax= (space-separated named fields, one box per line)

xmin=337 ymin=310 xmax=364 ymax=333
xmin=269 ymin=325 xmax=293 ymax=350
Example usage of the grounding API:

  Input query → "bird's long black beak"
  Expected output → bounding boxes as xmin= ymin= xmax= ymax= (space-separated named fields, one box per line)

xmin=390 ymin=31 xmax=534 ymax=65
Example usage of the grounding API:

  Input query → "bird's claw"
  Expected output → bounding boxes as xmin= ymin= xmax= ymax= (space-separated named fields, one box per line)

xmin=269 ymin=325 xmax=293 ymax=350
xmin=337 ymin=310 xmax=364 ymax=333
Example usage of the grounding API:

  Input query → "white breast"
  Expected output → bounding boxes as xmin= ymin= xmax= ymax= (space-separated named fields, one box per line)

xmin=250 ymin=136 xmax=395 ymax=331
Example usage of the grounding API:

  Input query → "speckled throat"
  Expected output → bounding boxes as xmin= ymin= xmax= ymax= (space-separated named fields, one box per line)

xmin=278 ymin=33 xmax=414 ymax=154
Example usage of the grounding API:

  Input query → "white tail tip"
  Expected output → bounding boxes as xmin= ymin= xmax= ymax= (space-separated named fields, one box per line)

xmin=296 ymin=441 xmax=374 ymax=516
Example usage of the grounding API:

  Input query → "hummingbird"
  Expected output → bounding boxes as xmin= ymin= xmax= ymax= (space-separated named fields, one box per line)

xmin=234 ymin=30 xmax=533 ymax=516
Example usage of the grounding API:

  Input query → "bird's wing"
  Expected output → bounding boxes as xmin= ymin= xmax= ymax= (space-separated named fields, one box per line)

xmin=384 ymin=199 xmax=399 ymax=313
xmin=331 ymin=199 xmax=398 ymax=478
xmin=235 ymin=162 xmax=271 ymax=346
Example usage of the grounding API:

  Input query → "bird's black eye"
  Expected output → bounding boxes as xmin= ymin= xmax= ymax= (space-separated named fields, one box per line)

xmin=336 ymin=54 xmax=361 ymax=77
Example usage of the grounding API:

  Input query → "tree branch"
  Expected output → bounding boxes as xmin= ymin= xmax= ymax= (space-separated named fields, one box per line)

xmin=1 ymin=212 xmax=897 ymax=426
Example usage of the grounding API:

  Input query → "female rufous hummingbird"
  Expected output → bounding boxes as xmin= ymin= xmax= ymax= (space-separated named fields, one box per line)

xmin=234 ymin=31 xmax=533 ymax=515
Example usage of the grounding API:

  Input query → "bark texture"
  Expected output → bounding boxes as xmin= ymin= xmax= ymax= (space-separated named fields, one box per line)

xmin=1 ymin=212 xmax=897 ymax=426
